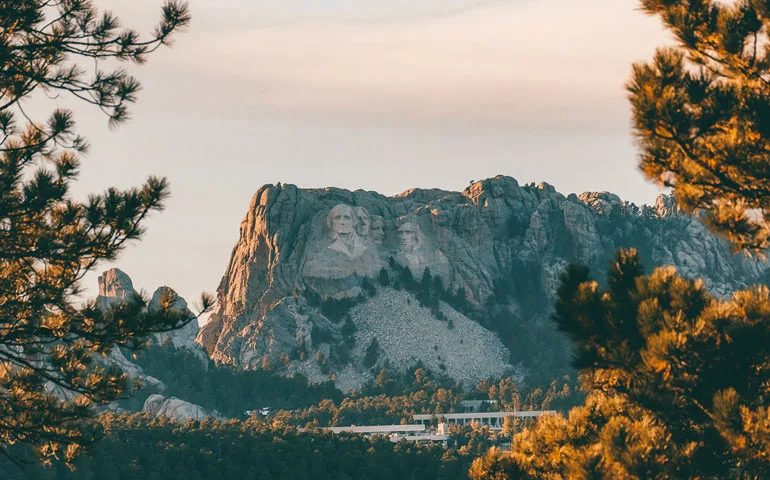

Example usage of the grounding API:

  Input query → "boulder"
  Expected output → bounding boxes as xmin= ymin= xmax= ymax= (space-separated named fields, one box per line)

xmin=142 ymin=394 xmax=215 ymax=422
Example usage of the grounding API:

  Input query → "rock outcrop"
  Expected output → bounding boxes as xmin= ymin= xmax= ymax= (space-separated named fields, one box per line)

xmin=198 ymin=176 xmax=770 ymax=390
xmin=142 ymin=394 xmax=217 ymax=422
xmin=93 ymin=268 xmax=208 ymax=393
xmin=96 ymin=268 xmax=204 ymax=357
xmin=148 ymin=286 xmax=204 ymax=359
xmin=97 ymin=268 xmax=136 ymax=310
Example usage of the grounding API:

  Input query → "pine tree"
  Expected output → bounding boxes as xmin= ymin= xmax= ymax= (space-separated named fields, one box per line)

xmin=262 ymin=356 xmax=273 ymax=372
xmin=629 ymin=0 xmax=770 ymax=252
xmin=453 ymin=287 xmax=469 ymax=314
xmin=501 ymin=416 xmax=516 ymax=437
xmin=474 ymin=250 xmax=770 ymax=478
xmin=375 ymin=368 xmax=393 ymax=394
xmin=468 ymin=447 xmax=523 ymax=480
xmin=474 ymin=1 xmax=770 ymax=478
xmin=363 ymin=339 xmax=380 ymax=369
xmin=400 ymin=265 xmax=415 ymax=289
xmin=280 ymin=352 xmax=291 ymax=368
xmin=378 ymin=268 xmax=390 ymax=287
xmin=420 ymin=267 xmax=432 ymax=293
xmin=0 ymin=0 xmax=211 ymax=465
xmin=432 ymin=275 xmax=446 ymax=302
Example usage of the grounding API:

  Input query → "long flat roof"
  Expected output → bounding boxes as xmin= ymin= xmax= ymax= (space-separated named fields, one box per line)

xmin=401 ymin=434 xmax=449 ymax=441
xmin=413 ymin=410 xmax=555 ymax=421
xmin=326 ymin=424 xmax=426 ymax=434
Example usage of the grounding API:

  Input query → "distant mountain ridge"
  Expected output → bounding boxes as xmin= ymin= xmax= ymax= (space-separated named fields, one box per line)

xmin=189 ymin=175 xmax=768 ymax=391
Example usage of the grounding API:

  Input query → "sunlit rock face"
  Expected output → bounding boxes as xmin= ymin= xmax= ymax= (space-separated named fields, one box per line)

xmin=97 ymin=268 xmax=135 ymax=310
xmin=95 ymin=269 xmax=208 ymax=380
xmin=199 ymin=176 xmax=770 ymax=390
xmin=148 ymin=286 xmax=205 ymax=361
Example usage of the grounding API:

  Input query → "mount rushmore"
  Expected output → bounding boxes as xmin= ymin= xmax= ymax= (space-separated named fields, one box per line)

xmin=303 ymin=202 xmax=449 ymax=292
xmin=185 ymin=175 xmax=770 ymax=391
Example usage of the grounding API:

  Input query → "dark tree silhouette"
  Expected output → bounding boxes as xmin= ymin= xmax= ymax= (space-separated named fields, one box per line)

xmin=363 ymin=338 xmax=380 ymax=369
xmin=473 ymin=1 xmax=770 ymax=477
xmin=629 ymin=0 xmax=770 ymax=252
xmin=474 ymin=250 xmax=770 ymax=478
xmin=0 ymin=0 xmax=211 ymax=466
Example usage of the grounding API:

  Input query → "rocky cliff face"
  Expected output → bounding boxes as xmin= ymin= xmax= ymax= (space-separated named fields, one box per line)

xmin=97 ymin=268 xmax=203 ymax=355
xmin=94 ymin=268 xmax=208 ymax=392
xmin=198 ymin=176 xmax=769 ymax=390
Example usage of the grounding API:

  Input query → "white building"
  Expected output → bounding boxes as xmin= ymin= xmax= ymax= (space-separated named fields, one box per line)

xmin=325 ymin=424 xmax=425 ymax=435
xmin=413 ymin=410 xmax=555 ymax=430
xmin=323 ymin=424 xmax=448 ymax=446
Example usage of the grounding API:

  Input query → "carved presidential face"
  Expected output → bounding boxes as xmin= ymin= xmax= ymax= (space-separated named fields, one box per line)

xmin=398 ymin=222 xmax=419 ymax=252
xmin=354 ymin=207 xmax=370 ymax=237
xmin=370 ymin=216 xmax=384 ymax=245
xmin=328 ymin=204 xmax=355 ymax=235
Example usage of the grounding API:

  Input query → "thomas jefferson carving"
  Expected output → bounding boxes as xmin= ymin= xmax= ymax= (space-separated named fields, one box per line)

xmin=393 ymin=218 xmax=450 ymax=277
xmin=397 ymin=221 xmax=424 ymax=271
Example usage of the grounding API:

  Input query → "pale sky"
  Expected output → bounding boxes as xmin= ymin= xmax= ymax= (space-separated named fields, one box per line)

xmin=63 ymin=0 xmax=671 ymax=304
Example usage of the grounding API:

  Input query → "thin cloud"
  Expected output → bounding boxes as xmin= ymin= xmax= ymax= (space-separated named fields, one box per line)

xmin=193 ymin=1 xmax=530 ymax=28
xmin=170 ymin=0 xmax=669 ymax=129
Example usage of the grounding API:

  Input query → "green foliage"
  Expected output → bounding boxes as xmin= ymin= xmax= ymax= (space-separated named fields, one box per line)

xmin=130 ymin=346 xmax=343 ymax=418
xmin=449 ymin=264 xmax=574 ymax=387
xmin=384 ymin=262 xmax=452 ymax=321
xmin=629 ymin=0 xmax=770 ymax=252
xmin=261 ymin=355 xmax=272 ymax=372
xmin=399 ymin=264 xmax=417 ymax=290
xmin=333 ymin=343 xmax=350 ymax=365
xmin=361 ymin=277 xmax=377 ymax=297
xmin=474 ymin=3 xmax=770 ymax=473
xmin=469 ymin=447 xmax=523 ymax=480
xmin=311 ymin=324 xmax=334 ymax=344
xmin=378 ymin=267 xmax=391 ymax=287
xmin=4 ymin=413 xmax=472 ymax=480
xmin=303 ymin=287 xmax=322 ymax=307
xmin=320 ymin=296 xmax=359 ymax=324
xmin=0 ymin=0 xmax=199 ymax=465
xmin=420 ymin=267 xmax=433 ymax=294
xmin=449 ymin=425 xmax=498 ymax=458
xmin=272 ymin=367 xmax=575 ymax=429
xmin=280 ymin=352 xmax=291 ymax=368
xmin=432 ymin=275 xmax=447 ymax=301
xmin=375 ymin=368 xmax=395 ymax=394
xmin=341 ymin=316 xmax=357 ymax=348
xmin=474 ymin=11 xmax=770 ymax=474
xmin=363 ymin=338 xmax=380 ymax=369
xmin=452 ymin=287 xmax=470 ymax=314
xmin=478 ymin=249 xmax=770 ymax=478
xmin=473 ymin=377 xmax=579 ymax=413
xmin=272 ymin=368 xmax=462 ymax=427
xmin=294 ymin=336 xmax=308 ymax=362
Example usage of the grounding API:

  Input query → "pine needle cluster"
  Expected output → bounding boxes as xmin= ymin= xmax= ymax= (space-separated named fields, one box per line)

xmin=629 ymin=0 xmax=770 ymax=252
xmin=0 ymin=0 xmax=212 ymax=466
xmin=473 ymin=250 xmax=770 ymax=479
